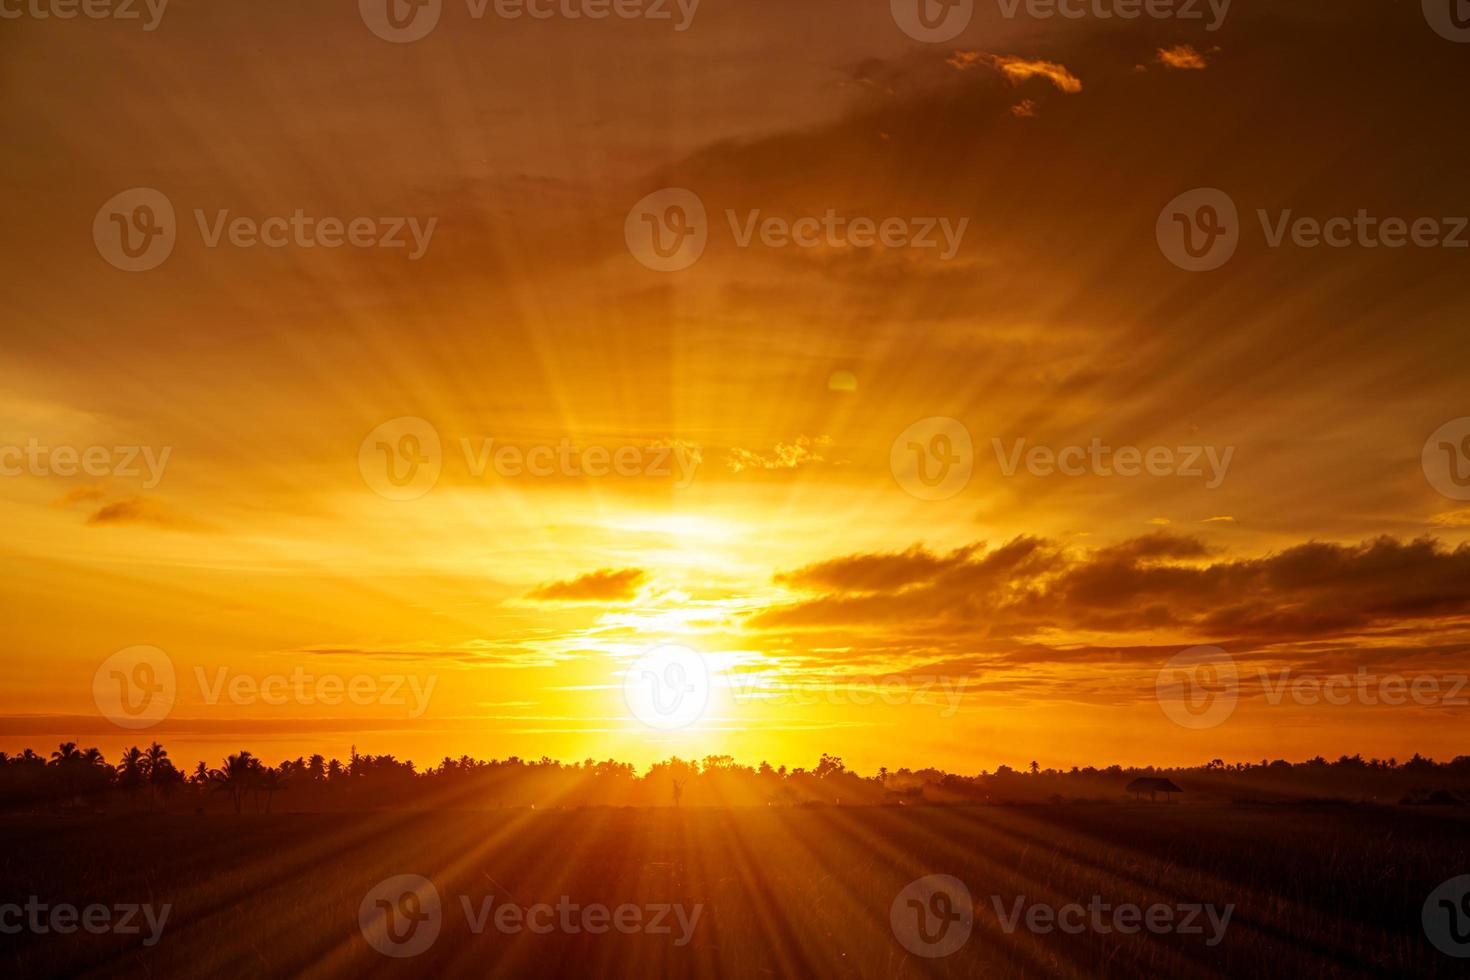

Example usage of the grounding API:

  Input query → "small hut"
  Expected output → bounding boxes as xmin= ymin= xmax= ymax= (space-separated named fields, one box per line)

xmin=1125 ymin=776 xmax=1183 ymax=802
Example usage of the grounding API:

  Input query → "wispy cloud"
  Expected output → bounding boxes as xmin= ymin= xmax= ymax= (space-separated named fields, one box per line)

xmin=726 ymin=436 xmax=833 ymax=473
xmin=992 ymin=56 xmax=1083 ymax=93
xmin=527 ymin=568 xmax=648 ymax=602
xmin=1157 ymin=44 xmax=1208 ymax=70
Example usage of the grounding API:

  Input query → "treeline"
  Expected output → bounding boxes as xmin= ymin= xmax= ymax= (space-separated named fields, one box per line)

xmin=3 ymin=744 xmax=1470 ymax=813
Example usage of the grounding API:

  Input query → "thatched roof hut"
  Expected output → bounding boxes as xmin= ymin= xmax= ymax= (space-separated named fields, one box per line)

xmin=1125 ymin=776 xmax=1183 ymax=802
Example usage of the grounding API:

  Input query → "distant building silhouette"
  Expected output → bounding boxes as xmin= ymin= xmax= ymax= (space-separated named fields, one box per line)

xmin=1125 ymin=777 xmax=1182 ymax=802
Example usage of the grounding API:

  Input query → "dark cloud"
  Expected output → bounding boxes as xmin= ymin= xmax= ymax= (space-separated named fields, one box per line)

xmin=774 ymin=543 xmax=981 ymax=594
xmin=526 ymin=568 xmax=648 ymax=602
xmin=754 ymin=534 xmax=1470 ymax=657
xmin=84 ymin=496 xmax=207 ymax=532
xmin=51 ymin=484 xmax=108 ymax=507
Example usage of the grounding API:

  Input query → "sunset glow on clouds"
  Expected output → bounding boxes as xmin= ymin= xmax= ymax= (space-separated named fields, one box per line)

xmin=4 ymin=0 xmax=1470 ymax=774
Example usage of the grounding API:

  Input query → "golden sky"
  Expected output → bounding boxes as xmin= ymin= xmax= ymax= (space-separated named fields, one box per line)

xmin=4 ymin=0 xmax=1470 ymax=772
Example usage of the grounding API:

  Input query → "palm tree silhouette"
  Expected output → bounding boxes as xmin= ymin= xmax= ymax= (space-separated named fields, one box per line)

xmin=118 ymin=746 xmax=146 ymax=807
xmin=259 ymin=767 xmax=286 ymax=813
xmin=145 ymin=742 xmax=170 ymax=807
xmin=211 ymin=751 xmax=261 ymax=815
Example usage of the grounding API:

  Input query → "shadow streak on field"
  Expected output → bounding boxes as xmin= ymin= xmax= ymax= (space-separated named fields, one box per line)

xmin=0 ymin=803 xmax=1464 ymax=979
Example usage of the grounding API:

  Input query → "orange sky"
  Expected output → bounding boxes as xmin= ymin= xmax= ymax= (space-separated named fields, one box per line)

xmin=4 ymin=1 xmax=1470 ymax=773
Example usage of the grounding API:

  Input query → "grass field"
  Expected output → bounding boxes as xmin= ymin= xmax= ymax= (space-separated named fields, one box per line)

xmin=2 ymin=803 xmax=1465 ymax=978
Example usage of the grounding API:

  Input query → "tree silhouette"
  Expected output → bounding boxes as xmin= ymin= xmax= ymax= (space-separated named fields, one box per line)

xmin=211 ymin=751 xmax=261 ymax=815
xmin=3 ymin=743 xmax=1470 ymax=813
xmin=259 ymin=767 xmax=286 ymax=813
xmin=118 ymin=746 xmax=146 ymax=807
